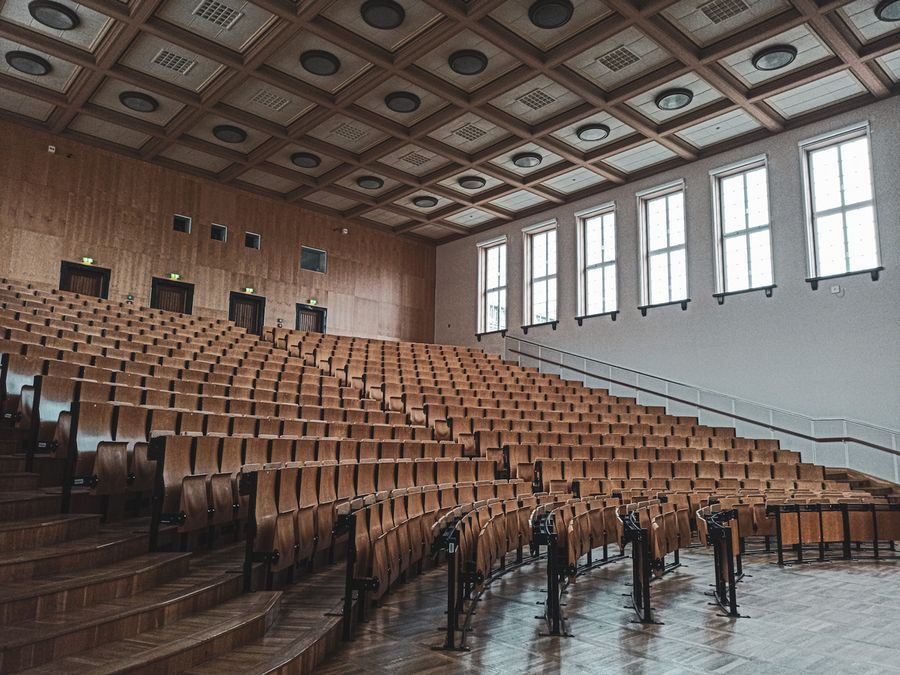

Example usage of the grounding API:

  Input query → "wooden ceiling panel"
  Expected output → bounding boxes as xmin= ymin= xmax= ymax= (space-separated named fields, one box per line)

xmin=0 ymin=0 xmax=895 ymax=244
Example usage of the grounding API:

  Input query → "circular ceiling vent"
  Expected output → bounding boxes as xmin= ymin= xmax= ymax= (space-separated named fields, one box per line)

xmin=118 ymin=91 xmax=159 ymax=113
xmin=361 ymin=0 xmax=406 ymax=29
xmin=212 ymin=125 xmax=247 ymax=144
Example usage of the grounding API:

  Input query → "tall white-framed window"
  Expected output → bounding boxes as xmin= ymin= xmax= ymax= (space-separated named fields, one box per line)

xmin=710 ymin=156 xmax=773 ymax=294
xmin=638 ymin=181 xmax=687 ymax=307
xmin=523 ymin=221 xmax=557 ymax=325
xmin=800 ymin=122 xmax=880 ymax=280
xmin=476 ymin=236 xmax=507 ymax=334
xmin=576 ymin=203 xmax=617 ymax=316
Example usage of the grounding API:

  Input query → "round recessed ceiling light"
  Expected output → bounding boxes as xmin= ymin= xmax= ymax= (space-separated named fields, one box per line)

xmin=576 ymin=123 xmax=610 ymax=142
xmin=300 ymin=50 xmax=341 ymax=76
xmin=290 ymin=152 xmax=321 ymax=169
xmin=28 ymin=0 xmax=80 ymax=30
xmin=212 ymin=124 xmax=247 ymax=144
xmin=655 ymin=87 xmax=694 ymax=111
xmin=448 ymin=49 xmax=488 ymax=75
xmin=512 ymin=152 xmax=543 ymax=168
xmin=874 ymin=0 xmax=900 ymax=21
xmin=458 ymin=175 xmax=486 ymax=190
xmin=412 ymin=195 xmax=438 ymax=208
xmin=528 ymin=0 xmax=574 ymax=29
xmin=5 ymin=50 xmax=52 ymax=76
xmin=118 ymin=91 xmax=159 ymax=113
xmin=357 ymin=175 xmax=384 ymax=190
xmin=361 ymin=0 xmax=405 ymax=29
xmin=385 ymin=91 xmax=421 ymax=113
xmin=752 ymin=44 xmax=798 ymax=71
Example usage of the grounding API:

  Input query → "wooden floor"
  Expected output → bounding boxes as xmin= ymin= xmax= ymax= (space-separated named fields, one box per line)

xmin=318 ymin=550 xmax=900 ymax=675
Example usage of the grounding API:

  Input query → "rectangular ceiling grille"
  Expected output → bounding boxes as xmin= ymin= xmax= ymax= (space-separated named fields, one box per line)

xmin=399 ymin=150 xmax=431 ymax=166
xmin=452 ymin=122 xmax=487 ymax=141
xmin=516 ymin=88 xmax=557 ymax=110
xmin=597 ymin=46 xmax=640 ymax=72
xmin=193 ymin=0 xmax=244 ymax=29
xmin=699 ymin=0 xmax=749 ymax=23
xmin=152 ymin=49 xmax=196 ymax=75
xmin=250 ymin=89 xmax=291 ymax=111
xmin=331 ymin=122 xmax=367 ymax=141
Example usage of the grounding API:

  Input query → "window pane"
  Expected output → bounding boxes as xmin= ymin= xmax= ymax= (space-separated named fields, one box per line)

xmin=532 ymin=279 xmax=546 ymax=323
xmin=840 ymin=138 xmax=872 ymax=206
xmin=602 ymin=215 xmax=616 ymax=262
xmin=724 ymin=234 xmax=749 ymax=292
xmin=603 ymin=265 xmax=617 ymax=312
xmin=667 ymin=193 xmax=685 ymax=247
xmin=721 ymin=174 xmax=746 ymax=234
xmin=746 ymin=167 xmax=769 ymax=229
xmin=486 ymin=247 xmax=499 ymax=288
xmin=815 ymin=213 xmax=846 ymax=276
xmin=748 ymin=229 xmax=773 ymax=287
xmin=485 ymin=290 xmax=499 ymax=332
xmin=647 ymin=198 xmax=668 ymax=251
xmin=585 ymin=218 xmax=603 ymax=266
xmin=546 ymin=277 xmax=557 ymax=321
xmin=810 ymin=146 xmax=841 ymax=213
xmin=498 ymin=244 xmax=506 ymax=285
xmin=532 ymin=232 xmax=547 ymax=279
xmin=669 ymin=248 xmax=687 ymax=301
xmin=498 ymin=289 xmax=506 ymax=330
xmin=585 ymin=266 xmax=602 ymax=314
xmin=649 ymin=252 xmax=669 ymax=305
xmin=845 ymin=205 xmax=878 ymax=271
xmin=546 ymin=230 xmax=557 ymax=275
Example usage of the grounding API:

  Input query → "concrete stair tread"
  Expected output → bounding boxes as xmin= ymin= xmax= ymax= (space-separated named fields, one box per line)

xmin=0 ymin=551 xmax=191 ymax=605
xmin=15 ymin=592 xmax=282 ymax=675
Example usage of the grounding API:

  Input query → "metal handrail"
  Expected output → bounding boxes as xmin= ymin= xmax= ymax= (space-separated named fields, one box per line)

xmin=504 ymin=336 xmax=899 ymax=459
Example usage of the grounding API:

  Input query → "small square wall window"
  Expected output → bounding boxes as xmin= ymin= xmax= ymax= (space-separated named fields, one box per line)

xmin=245 ymin=232 xmax=261 ymax=250
xmin=173 ymin=214 xmax=191 ymax=234
xmin=300 ymin=246 xmax=327 ymax=273
xmin=211 ymin=224 xmax=227 ymax=242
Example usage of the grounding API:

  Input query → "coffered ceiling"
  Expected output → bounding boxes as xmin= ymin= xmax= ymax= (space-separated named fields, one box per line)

xmin=0 ymin=0 xmax=898 ymax=244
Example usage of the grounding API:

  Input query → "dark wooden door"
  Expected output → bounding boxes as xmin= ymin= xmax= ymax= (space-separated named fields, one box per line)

xmin=229 ymin=291 xmax=266 ymax=335
xmin=296 ymin=303 xmax=327 ymax=333
xmin=59 ymin=261 xmax=110 ymax=299
xmin=151 ymin=278 xmax=194 ymax=314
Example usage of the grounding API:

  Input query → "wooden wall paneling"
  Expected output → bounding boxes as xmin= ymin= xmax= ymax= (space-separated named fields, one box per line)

xmin=0 ymin=119 xmax=436 ymax=343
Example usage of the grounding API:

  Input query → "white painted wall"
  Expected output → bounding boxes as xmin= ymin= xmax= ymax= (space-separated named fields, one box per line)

xmin=434 ymin=98 xmax=900 ymax=433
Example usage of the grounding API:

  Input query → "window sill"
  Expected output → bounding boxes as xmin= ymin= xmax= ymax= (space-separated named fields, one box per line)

xmin=575 ymin=310 xmax=619 ymax=326
xmin=521 ymin=320 xmax=558 ymax=334
xmin=713 ymin=285 xmax=776 ymax=305
xmin=475 ymin=329 xmax=507 ymax=342
xmin=638 ymin=299 xmax=689 ymax=317
xmin=806 ymin=267 xmax=882 ymax=290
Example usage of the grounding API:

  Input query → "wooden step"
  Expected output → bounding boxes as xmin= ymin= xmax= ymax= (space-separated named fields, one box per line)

xmin=0 ymin=455 xmax=25 ymax=473
xmin=17 ymin=591 xmax=282 ymax=675
xmin=185 ymin=565 xmax=348 ymax=675
xmin=0 ymin=491 xmax=61 ymax=522
xmin=0 ymin=524 xmax=148 ymax=582
xmin=0 ymin=439 xmax=25 ymax=456
xmin=0 ymin=552 xmax=192 ymax=625
xmin=0 ymin=554 xmax=246 ymax=672
xmin=0 ymin=472 xmax=39 ymax=491
xmin=0 ymin=514 xmax=100 ymax=552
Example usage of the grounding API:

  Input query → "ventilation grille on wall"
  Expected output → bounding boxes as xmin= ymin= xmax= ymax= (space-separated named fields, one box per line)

xmin=516 ymin=88 xmax=557 ymax=110
xmin=399 ymin=150 xmax=431 ymax=166
xmin=250 ymin=89 xmax=291 ymax=111
xmin=699 ymin=0 xmax=749 ymax=24
xmin=331 ymin=122 xmax=367 ymax=141
xmin=193 ymin=0 xmax=244 ymax=29
xmin=152 ymin=49 xmax=197 ymax=75
xmin=452 ymin=122 xmax=487 ymax=142
xmin=597 ymin=46 xmax=640 ymax=72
